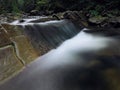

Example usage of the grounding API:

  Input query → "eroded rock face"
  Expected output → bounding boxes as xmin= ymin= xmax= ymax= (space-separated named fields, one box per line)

xmin=0 ymin=45 xmax=23 ymax=84
xmin=0 ymin=24 xmax=39 ymax=83
xmin=0 ymin=25 xmax=12 ymax=47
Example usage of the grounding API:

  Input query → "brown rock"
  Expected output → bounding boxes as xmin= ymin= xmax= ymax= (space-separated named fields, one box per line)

xmin=89 ymin=16 xmax=108 ymax=24
xmin=0 ymin=45 xmax=23 ymax=84
xmin=63 ymin=11 xmax=88 ymax=27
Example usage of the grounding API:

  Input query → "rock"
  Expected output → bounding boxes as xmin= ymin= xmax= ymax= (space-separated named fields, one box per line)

xmin=63 ymin=11 xmax=85 ymax=20
xmin=0 ymin=13 xmax=23 ymax=23
xmin=19 ymin=19 xmax=25 ymax=23
xmin=108 ymin=17 xmax=120 ymax=28
xmin=0 ymin=25 xmax=12 ymax=47
xmin=29 ymin=10 xmax=53 ymax=16
xmin=0 ymin=24 xmax=39 ymax=83
xmin=63 ymin=11 xmax=88 ymax=27
xmin=52 ymin=14 xmax=60 ymax=20
xmin=0 ymin=15 xmax=7 ymax=23
xmin=10 ymin=35 xmax=39 ymax=64
xmin=88 ymin=16 xmax=108 ymax=24
xmin=30 ymin=10 xmax=39 ymax=16
xmin=0 ymin=45 xmax=23 ymax=84
xmin=88 ymin=16 xmax=120 ymax=28
xmin=109 ymin=17 xmax=120 ymax=23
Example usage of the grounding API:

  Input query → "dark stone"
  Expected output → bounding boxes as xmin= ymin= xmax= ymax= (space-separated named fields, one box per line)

xmin=30 ymin=10 xmax=39 ymax=16
xmin=19 ymin=19 xmax=25 ymax=23
xmin=88 ymin=16 xmax=108 ymax=24
xmin=63 ymin=11 xmax=88 ymax=28
xmin=108 ymin=17 xmax=120 ymax=28
xmin=52 ymin=14 xmax=60 ymax=20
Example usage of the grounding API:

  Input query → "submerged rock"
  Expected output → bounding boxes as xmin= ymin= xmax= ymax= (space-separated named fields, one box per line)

xmin=19 ymin=19 xmax=25 ymax=23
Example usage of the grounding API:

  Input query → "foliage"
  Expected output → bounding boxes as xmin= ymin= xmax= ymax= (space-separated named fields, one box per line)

xmin=12 ymin=0 xmax=20 ymax=13
xmin=89 ymin=10 xmax=99 ymax=16
xmin=36 ymin=0 xmax=49 ymax=10
xmin=17 ymin=0 xmax=24 ymax=10
xmin=0 ymin=0 xmax=120 ymax=16
xmin=23 ymin=0 xmax=36 ymax=12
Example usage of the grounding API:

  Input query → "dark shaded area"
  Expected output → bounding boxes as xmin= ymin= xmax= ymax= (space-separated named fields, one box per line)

xmin=0 ymin=0 xmax=120 ymax=17
xmin=84 ymin=28 xmax=120 ymax=37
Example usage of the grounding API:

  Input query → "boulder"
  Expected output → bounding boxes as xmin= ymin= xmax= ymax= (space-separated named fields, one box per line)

xmin=63 ymin=11 xmax=88 ymax=28
xmin=88 ymin=16 xmax=108 ymax=24
xmin=108 ymin=17 xmax=120 ymax=28
xmin=30 ymin=10 xmax=39 ymax=16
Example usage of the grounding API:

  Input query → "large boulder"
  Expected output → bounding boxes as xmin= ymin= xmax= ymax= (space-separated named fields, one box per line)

xmin=30 ymin=10 xmax=39 ymax=16
xmin=88 ymin=16 xmax=120 ymax=28
xmin=63 ymin=11 xmax=88 ymax=28
xmin=88 ymin=16 xmax=108 ymax=26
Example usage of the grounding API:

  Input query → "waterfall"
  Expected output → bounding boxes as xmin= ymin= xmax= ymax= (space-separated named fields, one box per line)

xmin=0 ymin=25 xmax=119 ymax=90
xmin=11 ymin=18 xmax=81 ymax=55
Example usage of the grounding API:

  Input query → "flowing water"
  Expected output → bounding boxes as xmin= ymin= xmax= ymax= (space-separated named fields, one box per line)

xmin=1 ymin=18 xmax=120 ymax=90
xmin=11 ymin=18 xmax=81 ymax=55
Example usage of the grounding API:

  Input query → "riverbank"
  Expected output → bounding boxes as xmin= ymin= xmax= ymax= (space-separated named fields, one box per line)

xmin=0 ymin=11 xmax=120 ymax=29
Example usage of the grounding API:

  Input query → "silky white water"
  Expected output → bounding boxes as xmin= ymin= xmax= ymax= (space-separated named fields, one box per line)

xmin=0 ymin=27 xmax=119 ymax=90
xmin=33 ymin=29 xmax=115 ymax=70
xmin=10 ymin=17 xmax=64 ymax=26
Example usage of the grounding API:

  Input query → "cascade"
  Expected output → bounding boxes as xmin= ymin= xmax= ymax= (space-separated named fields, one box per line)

xmin=11 ymin=18 xmax=81 ymax=54
xmin=0 ymin=23 xmax=119 ymax=90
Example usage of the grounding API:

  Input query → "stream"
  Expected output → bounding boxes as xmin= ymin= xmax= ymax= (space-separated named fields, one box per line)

xmin=0 ymin=17 xmax=120 ymax=90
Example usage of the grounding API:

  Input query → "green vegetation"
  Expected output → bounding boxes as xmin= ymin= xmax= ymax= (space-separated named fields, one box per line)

xmin=0 ymin=0 xmax=120 ymax=16
xmin=36 ymin=0 xmax=49 ymax=10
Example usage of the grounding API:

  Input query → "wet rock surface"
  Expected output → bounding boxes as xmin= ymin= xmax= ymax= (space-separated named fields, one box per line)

xmin=0 ymin=45 xmax=23 ymax=84
xmin=63 ymin=11 xmax=88 ymax=28
xmin=0 ymin=24 xmax=39 ymax=83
